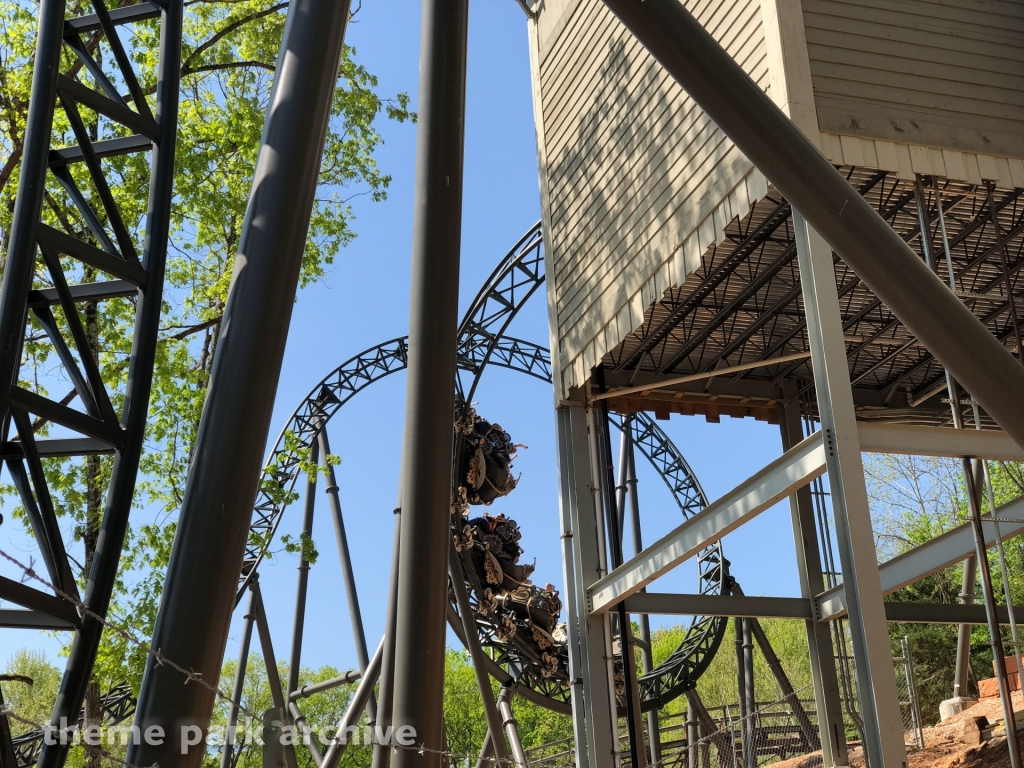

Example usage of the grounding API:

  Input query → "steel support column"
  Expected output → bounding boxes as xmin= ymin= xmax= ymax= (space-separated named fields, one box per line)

xmin=372 ymin=506 xmax=402 ymax=768
xmin=391 ymin=0 xmax=469 ymax=762
xmin=252 ymin=579 xmax=299 ymax=768
xmin=953 ymin=556 xmax=978 ymax=699
xmin=222 ymin=587 xmax=257 ymax=768
xmin=741 ymin=619 xmax=756 ymax=768
xmin=624 ymin=422 xmax=662 ymax=767
xmin=601 ymin=0 xmax=1024 ymax=452
xmin=319 ymin=428 xmax=376 ymax=722
xmin=497 ymin=687 xmax=530 ymax=768
xmin=794 ymin=212 xmax=906 ymax=768
xmin=288 ymin=437 xmax=319 ymax=698
xmin=127 ymin=1 xmax=351 ymax=762
xmin=555 ymin=404 xmax=616 ymax=768
xmin=778 ymin=386 xmax=847 ymax=767
xmin=448 ymin=539 xmax=511 ymax=767
xmin=595 ymin=372 xmax=645 ymax=768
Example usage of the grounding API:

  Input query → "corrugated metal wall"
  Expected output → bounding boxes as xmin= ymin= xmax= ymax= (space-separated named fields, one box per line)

xmin=534 ymin=0 xmax=768 ymax=397
xmin=805 ymin=0 xmax=1024 ymax=158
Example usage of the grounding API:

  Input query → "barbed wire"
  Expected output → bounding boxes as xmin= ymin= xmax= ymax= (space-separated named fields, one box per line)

xmin=0 ymin=547 xmax=263 ymax=725
xmin=0 ymin=547 xmax=824 ymax=768
xmin=0 ymin=548 xmax=523 ymax=766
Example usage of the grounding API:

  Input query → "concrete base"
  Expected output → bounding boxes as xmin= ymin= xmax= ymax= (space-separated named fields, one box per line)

xmin=940 ymin=697 xmax=979 ymax=722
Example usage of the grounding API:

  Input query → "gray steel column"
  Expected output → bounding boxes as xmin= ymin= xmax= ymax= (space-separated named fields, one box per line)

xmin=586 ymin=407 xmax=623 ymax=767
xmin=595 ymin=373 xmax=645 ymax=768
xmin=555 ymin=407 xmax=595 ymax=768
xmin=252 ymin=579 xmax=299 ymax=768
xmin=497 ymin=687 xmax=530 ymax=768
xmin=448 ymin=539 xmax=511 ymax=767
xmin=288 ymin=437 xmax=319 ymax=698
xmin=558 ymin=404 xmax=616 ymax=768
xmin=793 ymin=211 xmax=906 ymax=768
xmin=778 ymin=386 xmax=846 ymax=766
xmin=686 ymin=703 xmax=697 ymax=768
xmin=912 ymin=179 xmax=979 ymax=708
xmin=319 ymin=428 xmax=377 ymax=721
xmin=222 ymin=587 xmax=257 ymax=768
xmin=127 ymin=1 xmax=351 ymax=763
xmin=601 ymin=0 xmax=1024 ymax=452
xmin=734 ymin=617 xmax=749 ymax=755
xmin=391 ymin=0 xmax=469 ymax=762
xmin=953 ymin=556 xmax=978 ymax=699
xmin=741 ymin=620 xmax=756 ymax=768
xmin=624 ymin=423 xmax=662 ymax=767
xmin=263 ymin=709 xmax=286 ymax=768
xmin=948 ymin=380 xmax=1022 ymax=768
xmin=372 ymin=505 xmax=402 ymax=768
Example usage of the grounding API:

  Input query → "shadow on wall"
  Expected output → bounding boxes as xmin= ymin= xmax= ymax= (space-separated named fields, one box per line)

xmin=543 ymin=17 xmax=737 ymax=378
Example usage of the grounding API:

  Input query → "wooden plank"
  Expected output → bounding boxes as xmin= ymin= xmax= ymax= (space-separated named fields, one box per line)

xmin=806 ymin=63 xmax=1024 ymax=120
xmin=804 ymin=24 xmax=1024 ymax=74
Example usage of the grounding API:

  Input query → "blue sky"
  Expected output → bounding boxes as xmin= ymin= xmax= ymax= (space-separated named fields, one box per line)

xmin=0 ymin=0 xmax=804 ymax=685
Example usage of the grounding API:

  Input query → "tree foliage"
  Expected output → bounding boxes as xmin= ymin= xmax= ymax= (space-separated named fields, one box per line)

xmin=0 ymin=0 xmax=412 ymax=698
xmin=865 ymin=452 xmax=1024 ymax=724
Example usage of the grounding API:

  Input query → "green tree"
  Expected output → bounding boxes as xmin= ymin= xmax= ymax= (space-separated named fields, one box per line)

xmin=2 ymin=649 xmax=62 ymax=737
xmin=442 ymin=648 xmax=573 ymax=764
xmin=865 ymin=452 xmax=1024 ymax=724
xmin=0 ymin=0 xmax=413 ymax=730
xmin=206 ymin=659 xmax=371 ymax=768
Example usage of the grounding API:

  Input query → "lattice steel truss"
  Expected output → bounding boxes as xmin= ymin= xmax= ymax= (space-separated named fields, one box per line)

xmin=0 ymin=3 xmax=181 ymax=767
xmin=604 ymin=171 xmax=1024 ymax=429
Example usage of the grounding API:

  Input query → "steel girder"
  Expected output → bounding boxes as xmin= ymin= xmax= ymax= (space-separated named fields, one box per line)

xmin=605 ymin=165 xmax=1024 ymax=428
xmin=0 ymin=3 xmax=180 ymax=767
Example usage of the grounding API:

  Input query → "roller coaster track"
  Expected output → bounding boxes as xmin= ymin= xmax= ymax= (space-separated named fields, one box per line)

xmin=240 ymin=223 xmax=730 ymax=714
xmin=0 ymin=3 xmax=181 ymax=767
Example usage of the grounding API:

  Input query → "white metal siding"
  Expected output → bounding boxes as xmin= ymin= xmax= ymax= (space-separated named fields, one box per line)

xmin=804 ymin=0 xmax=1024 ymax=158
xmin=534 ymin=0 xmax=768 ymax=397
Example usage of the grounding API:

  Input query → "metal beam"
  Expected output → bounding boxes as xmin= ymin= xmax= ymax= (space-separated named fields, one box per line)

xmin=793 ymin=210 xmax=908 ymax=768
xmin=556 ymin=404 xmax=615 ymax=768
xmin=587 ymin=431 xmax=826 ymax=614
xmin=0 ymin=609 xmax=75 ymax=630
xmin=818 ymin=494 xmax=1024 ymax=621
xmin=624 ymin=592 xmax=812 ymax=619
xmin=602 ymin=0 xmax=1024 ymax=453
xmin=0 ymin=575 xmax=79 ymax=626
xmin=858 ymin=422 xmax=1024 ymax=461
xmin=391 ymin=0 xmax=469 ymax=763
xmin=778 ymin=386 xmax=846 ymax=767
xmin=623 ymin=592 xmax=1024 ymax=626
xmin=127 ymin=1 xmax=351 ymax=763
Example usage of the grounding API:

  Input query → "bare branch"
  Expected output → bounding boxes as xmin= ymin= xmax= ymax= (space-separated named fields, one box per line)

xmin=182 ymin=60 xmax=275 ymax=76
xmin=181 ymin=3 xmax=288 ymax=73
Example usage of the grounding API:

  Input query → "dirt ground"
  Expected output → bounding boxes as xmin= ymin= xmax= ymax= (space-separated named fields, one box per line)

xmin=773 ymin=692 xmax=1024 ymax=768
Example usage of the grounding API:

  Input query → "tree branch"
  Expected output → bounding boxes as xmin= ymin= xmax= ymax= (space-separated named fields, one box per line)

xmin=181 ymin=2 xmax=288 ymax=73
xmin=165 ymin=316 xmax=222 ymax=340
xmin=182 ymin=60 xmax=275 ymax=76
